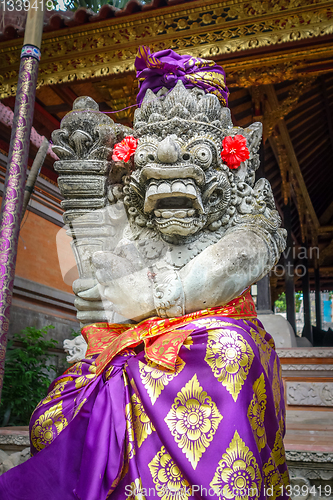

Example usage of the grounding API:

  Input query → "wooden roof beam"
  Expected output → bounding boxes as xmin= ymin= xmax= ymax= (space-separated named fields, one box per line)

xmin=51 ymin=86 xmax=78 ymax=107
xmin=265 ymin=84 xmax=320 ymax=230
xmin=320 ymin=76 xmax=333 ymax=155
xmin=320 ymin=200 xmax=333 ymax=225
xmin=318 ymin=226 xmax=333 ymax=234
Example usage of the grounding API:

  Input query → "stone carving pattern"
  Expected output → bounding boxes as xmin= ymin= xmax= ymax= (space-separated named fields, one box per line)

xmin=286 ymin=451 xmax=333 ymax=463
xmin=63 ymin=335 xmax=88 ymax=363
xmin=277 ymin=348 xmax=333 ymax=358
xmin=286 ymin=452 xmax=333 ymax=500
xmin=289 ymin=466 xmax=333 ymax=482
xmin=282 ymin=364 xmax=333 ymax=371
xmin=286 ymin=382 xmax=333 ymax=407
xmin=0 ymin=435 xmax=29 ymax=447
xmin=53 ymin=82 xmax=286 ymax=323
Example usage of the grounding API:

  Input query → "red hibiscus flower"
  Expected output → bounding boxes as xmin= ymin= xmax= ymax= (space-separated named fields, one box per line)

xmin=221 ymin=135 xmax=250 ymax=169
xmin=112 ymin=136 xmax=138 ymax=163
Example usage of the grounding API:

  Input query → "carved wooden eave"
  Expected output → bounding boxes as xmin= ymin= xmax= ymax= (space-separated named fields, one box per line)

xmin=1 ymin=0 xmax=333 ymax=98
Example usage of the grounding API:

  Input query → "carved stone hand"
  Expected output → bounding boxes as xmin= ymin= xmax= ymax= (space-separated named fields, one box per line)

xmin=89 ymin=226 xmax=272 ymax=321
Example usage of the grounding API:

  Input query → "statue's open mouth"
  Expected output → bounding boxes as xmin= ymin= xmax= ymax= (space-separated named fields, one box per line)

xmin=144 ymin=179 xmax=204 ymax=219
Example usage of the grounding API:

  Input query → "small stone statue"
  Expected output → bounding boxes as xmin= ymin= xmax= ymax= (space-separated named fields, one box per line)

xmin=63 ymin=335 xmax=87 ymax=363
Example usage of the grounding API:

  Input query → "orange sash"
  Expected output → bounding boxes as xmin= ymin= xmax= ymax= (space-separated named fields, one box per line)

xmin=82 ymin=289 xmax=256 ymax=375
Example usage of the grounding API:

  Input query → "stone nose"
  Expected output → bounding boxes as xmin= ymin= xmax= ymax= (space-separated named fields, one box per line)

xmin=157 ymin=136 xmax=180 ymax=164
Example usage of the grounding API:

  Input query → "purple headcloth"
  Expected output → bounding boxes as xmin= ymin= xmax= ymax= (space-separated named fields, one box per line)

xmin=135 ymin=46 xmax=229 ymax=107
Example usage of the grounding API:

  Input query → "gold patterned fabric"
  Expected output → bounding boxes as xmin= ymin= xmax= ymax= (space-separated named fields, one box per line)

xmin=23 ymin=300 xmax=290 ymax=500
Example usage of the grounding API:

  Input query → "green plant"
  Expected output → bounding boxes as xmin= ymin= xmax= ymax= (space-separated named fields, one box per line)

xmin=0 ymin=326 xmax=58 ymax=427
xmin=274 ymin=292 xmax=286 ymax=313
xmin=295 ymin=291 xmax=303 ymax=312
xmin=274 ymin=291 xmax=303 ymax=313
xmin=71 ymin=328 xmax=82 ymax=338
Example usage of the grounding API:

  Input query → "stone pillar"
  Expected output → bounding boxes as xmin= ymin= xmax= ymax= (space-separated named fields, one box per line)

xmin=0 ymin=6 xmax=44 ymax=399
xmin=301 ymin=248 xmax=312 ymax=344
xmin=314 ymin=264 xmax=322 ymax=330
xmin=257 ymin=274 xmax=272 ymax=313
xmin=283 ymin=201 xmax=296 ymax=333
xmin=255 ymin=142 xmax=273 ymax=314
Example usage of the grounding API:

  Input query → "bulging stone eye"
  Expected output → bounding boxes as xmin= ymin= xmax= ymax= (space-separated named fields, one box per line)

xmin=192 ymin=145 xmax=212 ymax=168
xmin=134 ymin=147 xmax=156 ymax=166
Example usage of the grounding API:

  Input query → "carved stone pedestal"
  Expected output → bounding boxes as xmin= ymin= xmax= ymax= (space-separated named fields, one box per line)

xmin=279 ymin=348 xmax=333 ymax=500
xmin=0 ymin=428 xmax=30 ymax=475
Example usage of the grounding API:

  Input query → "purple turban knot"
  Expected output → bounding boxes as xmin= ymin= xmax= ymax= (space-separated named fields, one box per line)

xmin=135 ymin=46 xmax=229 ymax=107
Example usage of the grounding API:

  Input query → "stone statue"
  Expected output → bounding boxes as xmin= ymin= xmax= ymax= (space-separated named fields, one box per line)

xmin=52 ymin=84 xmax=285 ymax=326
xmin=63 ymin=335 xmax=87 ymax=363
xmin=0 ymin=47 xmax=290 ymax=500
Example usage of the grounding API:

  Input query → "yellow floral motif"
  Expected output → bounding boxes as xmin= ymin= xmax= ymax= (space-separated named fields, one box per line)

xmin=67 ymin=362 xmax=84 ymax=375
xmin=125 ymin=402 xmax=136 ymax=460
xmin=53 ymin=376 xmax=74 ymax=390
xmin=31 ymin=401 xmax=68 ymax=452
xmin=247 ymin=373 xmax=267 ymax=451
xmin=272 ymin=425 xmax=286 ymax=467
xmin=104 ymin=365 xmax=114 ymax=380
xmin=73 ymin=397 xmax=87 ymax=418
xmin=75 ymin=373 xmax=96 ymax=389
xmin=267 ymin=335 xmax=276 ymax=351
xmin=35 ymin=376 xmax=73 ymax=410
xmin=262 ymin=456 xmax=282 ymax=500
xmin=74 ymin=363 xmax=97 ymax=389
xmin=205 ymin=328 xmax=254 ymax=402
xmin=281 ymin=470 xmax=290 ymax=489
xmin=149 ymin=446 xmax=191 ymax=500
xmin=278 ymin=415 xmax=285 ymax=437
xmin=272 ymin=358 xmax=281 ymax=418
xmin=182 ymin=335 xmax=193 ymax=350
xmin=165 ymin=374 xmax=222 ymax=470
xmin=139 ymin=357 xmax=185 ymax=405
xmin=210 ymin=430 xmax=261 ymax=500
xmin=131 ymin=393 xmax=155 ymax=448
xmin=248 ymin=325 xmax=271 ymax=378
xmin=89 ymin=362 xmax=97 ymax=374
xmin=192 ymin=318 xmax=231 ymax=330
xmin=126 ymin=478 xmax=147 ymax=500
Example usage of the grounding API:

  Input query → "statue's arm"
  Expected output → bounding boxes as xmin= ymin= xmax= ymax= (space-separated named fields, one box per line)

xmin=91 ymin=223 xmax=282 ymax=321
xmin=180 ymin=227 xmax=275 ymax=313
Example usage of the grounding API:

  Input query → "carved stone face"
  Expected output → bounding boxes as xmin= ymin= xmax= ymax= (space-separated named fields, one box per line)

xmin=128 ymin=81 xmax=233 ymax=240
xmin=133 ymin=132 xmax=231 ymax=237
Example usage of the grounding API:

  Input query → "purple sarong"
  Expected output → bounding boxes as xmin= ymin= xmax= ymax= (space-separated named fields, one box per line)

xmin=0 ymin=315 xmax=290 ymax=500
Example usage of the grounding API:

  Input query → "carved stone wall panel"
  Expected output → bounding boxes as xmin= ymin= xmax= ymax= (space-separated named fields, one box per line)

xmin=282 ymin=364 xmax=333 ymax=371
xmin=286 ymin=451 xmax=333 ymax=463
xmin=286 ymin=382 xmax=333 ymax=407
xmin=0 ymin=434 xmax=29 ymax=448
xmin=1 ymin=0 xmax=333 ymax=97
xmin=286 ymin=458 xmax=333 ymax=500
xmin=289 ymin=465 xmax=333 ymax=481
xmin=277 ymin=348 xmax=333 ymax=358
xmin=288 ymin=469 xmax=333 ymax=500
